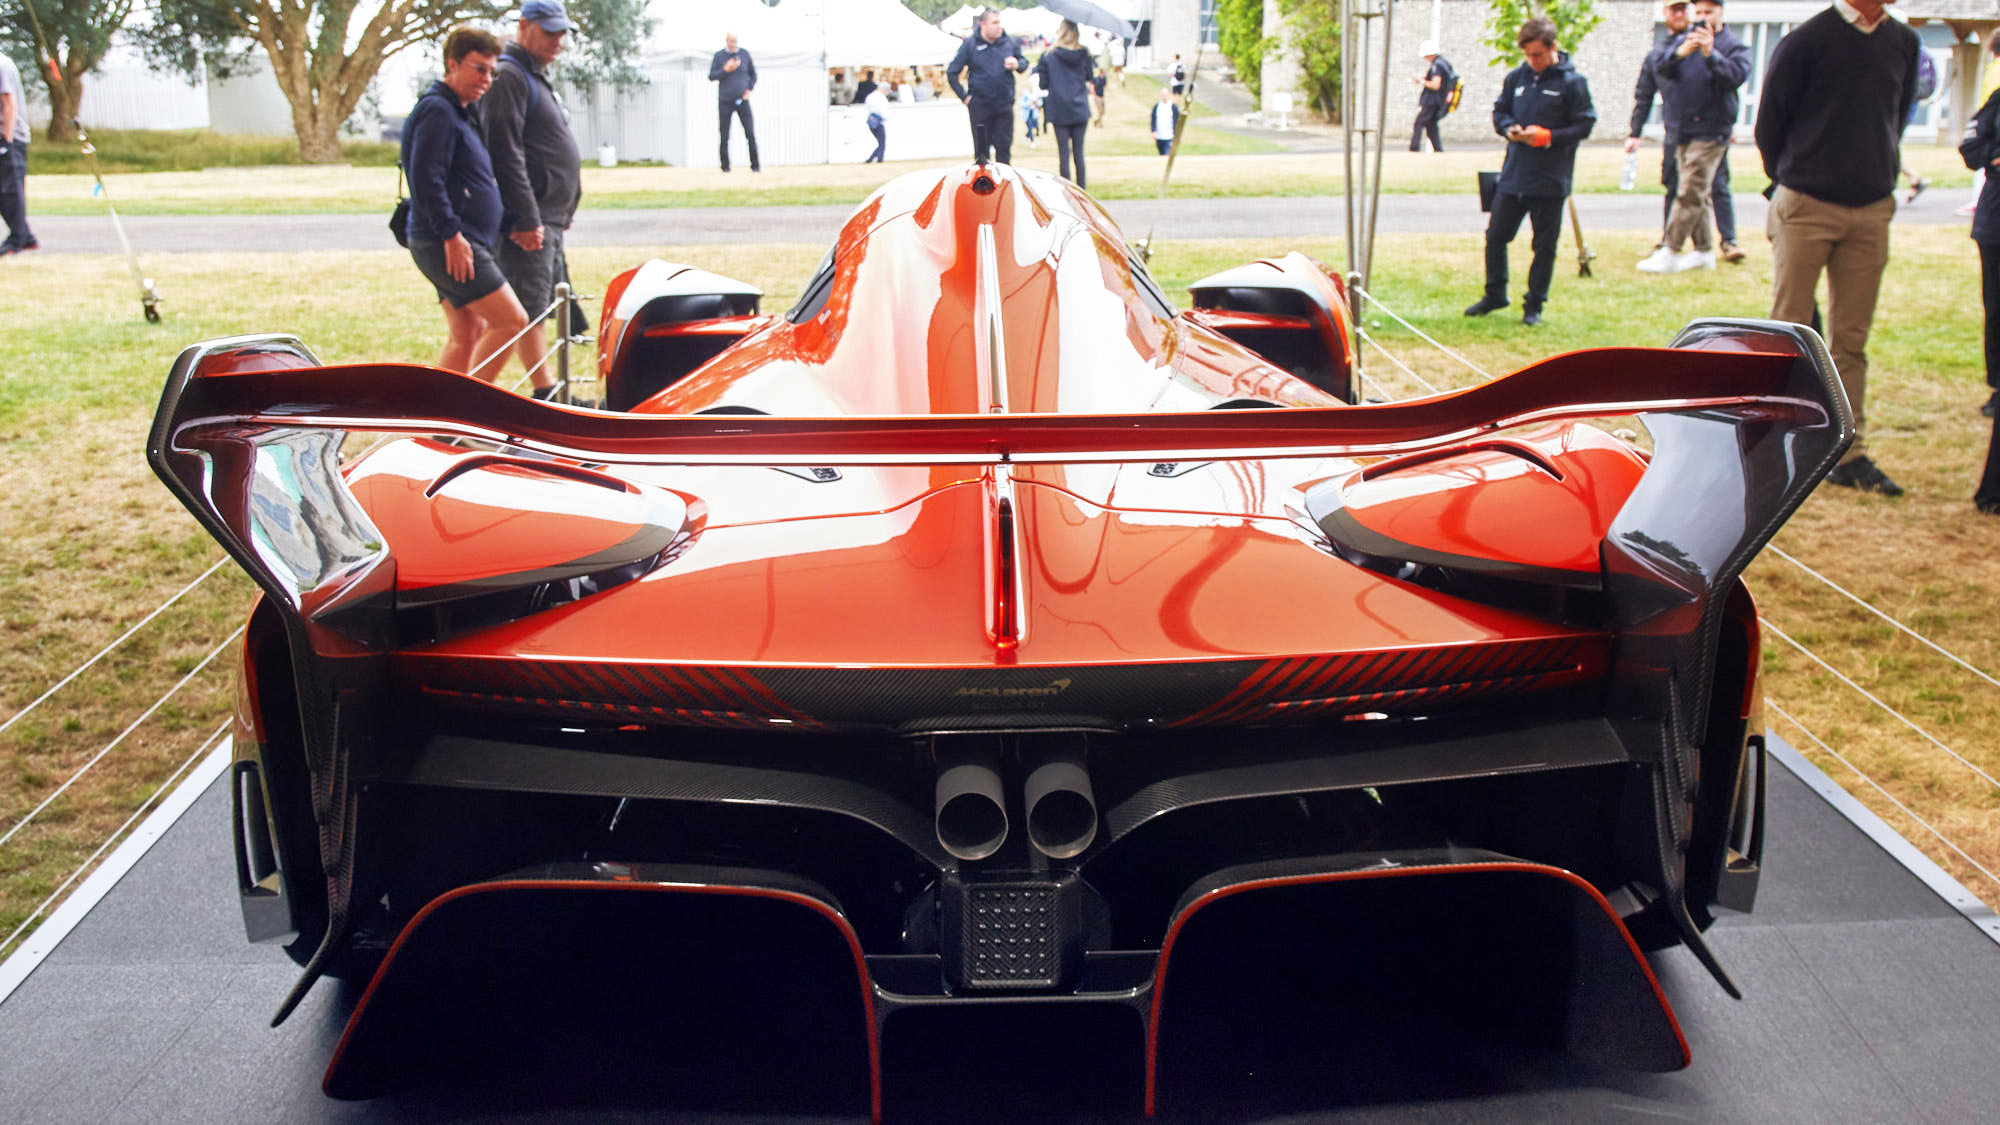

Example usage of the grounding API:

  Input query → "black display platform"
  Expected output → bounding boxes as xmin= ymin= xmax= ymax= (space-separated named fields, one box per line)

xmin=3 ymin=737 xmax=1996 ymax=1122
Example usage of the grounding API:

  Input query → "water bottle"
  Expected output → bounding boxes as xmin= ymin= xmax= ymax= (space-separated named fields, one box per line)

xmin=1620 ymin=149 xmax=1639 ymax=192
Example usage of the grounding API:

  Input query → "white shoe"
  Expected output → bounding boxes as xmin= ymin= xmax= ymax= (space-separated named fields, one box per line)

xmin=1636 ymin=247 xmax=1677 ymax=273
xmin=1672 ymin=249 xmax=1716 ymax=272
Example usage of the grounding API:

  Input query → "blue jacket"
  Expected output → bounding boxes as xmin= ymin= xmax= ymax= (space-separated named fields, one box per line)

xmin=947 ymin=32 xmax=1027 ymax=105
xmin=1629 ymin=35 xmax=1677 ymax=138
xmin=401 ymin=81 xmax=503 ymax=247
xmin=1036 ymin=46 xmax=1094 ymax=126
xmin=1492 ymin=55 xmax=1596 ymax=198
xmin=709 ymin=48 xmax=756 ymax=103
xmin=1655 ymin=26 xmax=1751 ymax=142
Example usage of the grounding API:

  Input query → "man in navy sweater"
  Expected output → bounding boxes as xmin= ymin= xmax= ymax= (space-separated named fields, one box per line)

xmin=1464 ymin=17 xmax=1596 ymax=327
xmin=710 ymin=33 xmax=760 ymax=172
xmin=947 ymin=8 xmax=1028 ymax=163
xmin=1755 ymin=0 xmax=1920 ymax=496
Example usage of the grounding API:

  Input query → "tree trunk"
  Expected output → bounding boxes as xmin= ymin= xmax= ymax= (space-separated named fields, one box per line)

xmin=297 ymin=117 xmax=344 ymax=163
xmin=44 ymin=80 xmax=82 ymax=143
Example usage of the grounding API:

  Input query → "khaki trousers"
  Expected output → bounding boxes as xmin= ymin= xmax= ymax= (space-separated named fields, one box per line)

xmin=1663 ymin=139 xmax=1727 ymax=252
xmin=1767 ymin=185 xmax=1895 ymax=457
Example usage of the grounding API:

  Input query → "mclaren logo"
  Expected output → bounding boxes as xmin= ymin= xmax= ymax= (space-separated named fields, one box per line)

xmin=954 ymin=678 xmax=1073 ymax=698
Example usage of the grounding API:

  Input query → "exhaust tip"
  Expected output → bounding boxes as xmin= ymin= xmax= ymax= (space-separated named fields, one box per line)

xmin=935 ymin=737 xmax=1008 ymax=862
xmin=1023 ymin=746 xmax=1097 ymax=860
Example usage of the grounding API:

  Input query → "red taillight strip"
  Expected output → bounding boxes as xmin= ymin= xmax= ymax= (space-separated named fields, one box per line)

xmin=1140 ymin=861 xmax=1689 ymax=1115
xmin=325 ymin=877 xmax=883 ymax=1122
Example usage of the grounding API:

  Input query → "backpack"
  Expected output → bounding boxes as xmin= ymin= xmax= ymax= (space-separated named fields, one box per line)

xmin=1916 ymin=50 xmax=1938 ymax=103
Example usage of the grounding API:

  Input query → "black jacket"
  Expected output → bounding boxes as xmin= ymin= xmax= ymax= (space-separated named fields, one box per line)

xmin=1630 ymin=35 xmax=1675 ymax=138
xmin=1492 ymin=55 xmax=1596 ymax=197
xmin=947 ymin=32 xmax=1027 ymax=104
xmin=1419 ymin=57 xmax=1453 ymax=109
xmin=1655 ymin=26 xmax=1750 ymax=142
xmin=1036 ymin=46 xmax=1094 ymax=126
xmin=480 ymin=43 xmax=581 ymax=233
xmin=1963 ymin=88 xmax=2000 ymax=244
xmin=709 ymin=48 xmax=757 ymax=103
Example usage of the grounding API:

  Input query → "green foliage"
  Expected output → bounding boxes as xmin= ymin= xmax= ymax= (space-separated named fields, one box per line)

xmin=2 ymin=0 xmax=140 ymax=140
xmin=901 ymin=0 xmax=1040 ymax=24
xmin=1480 ymin=0 xmax=1604 ymax=69
xmin=1215 ymin=0 xmax=1267 ymax=100
xmin=1277 ymin=0 xmax=1341 ymax=120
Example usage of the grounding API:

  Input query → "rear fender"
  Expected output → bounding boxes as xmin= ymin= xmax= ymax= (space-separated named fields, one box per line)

xmin=598 ymin=259 xmax=767 ymax=410
xmin=1185 ymin=252 xmax=1356 ymax=403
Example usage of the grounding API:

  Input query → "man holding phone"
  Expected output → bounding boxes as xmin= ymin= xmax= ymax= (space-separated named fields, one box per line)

xmin=1638 ymin=0 xmax=1750 ymax=273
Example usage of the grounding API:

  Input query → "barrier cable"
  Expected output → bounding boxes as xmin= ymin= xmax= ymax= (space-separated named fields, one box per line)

xmin=1 ymin=558 xmax=231 ymax=737
xmin=1767 ymin=700 xmax=2000 ymax=891
xmin=0 ymin=626 xmax=244 ymax=849
xmin=1760 ymin=618 xmax=2000 ymax=792
xmin=1355 ymin=328 xmax=1444 ymax=397
xmin=0 ymin=720 xmax=229 ymax=960
xmin=1349 ymin=285 xmax=1494 ymax=381
xmin=1767 ymin=545 xmax=2000 ymax=692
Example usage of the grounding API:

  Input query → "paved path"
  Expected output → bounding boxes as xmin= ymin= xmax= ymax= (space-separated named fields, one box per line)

xmin=24 ymin=191 xmax=1969 ymax=256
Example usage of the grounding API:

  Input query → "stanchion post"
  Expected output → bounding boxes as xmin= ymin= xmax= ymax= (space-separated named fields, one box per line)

xmin=1347 ymin=270 xmax=1367 ymax=403
xmin=554 ymin=281 xmax=572 ymax=405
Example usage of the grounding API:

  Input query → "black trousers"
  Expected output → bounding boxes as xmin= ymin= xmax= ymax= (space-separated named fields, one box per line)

xmin=1052 ymin=121 xmax=1086 ymax=186
xmin=1410 ymin=105 xmax=1443 ymax=152
xmin=718 ymin=99 xmax=760 ymax=171
xmin=1484 ymin=192 xmax=1564 ymax=311
xmin=0 ymin=141 xmax=31 ymax=248
xmin=1983 ymin=241 xmax=2000 ymax=392
xmin=968 ymin=100 xmax=1014 ymax=163
xmin=1661 ymin=139 xmax=1734 ymax=244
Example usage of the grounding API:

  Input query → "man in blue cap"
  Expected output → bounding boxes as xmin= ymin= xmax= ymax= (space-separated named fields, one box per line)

xmin=482 ymin=0 xmax=583 ymax=332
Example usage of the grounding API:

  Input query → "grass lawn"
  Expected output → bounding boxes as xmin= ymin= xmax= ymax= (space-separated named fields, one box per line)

xmin=1 ymin=223 xmax=1996 ymax=952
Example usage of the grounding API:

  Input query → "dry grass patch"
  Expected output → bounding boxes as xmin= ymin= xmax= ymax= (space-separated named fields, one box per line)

xmin=2 ymin=224 xmax=1994 ymax=952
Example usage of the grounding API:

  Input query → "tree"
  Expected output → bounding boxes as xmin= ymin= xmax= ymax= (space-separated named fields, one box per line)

xmin=1479 ymin=0 xmax=1602 ymax=69
xmin=1276 ymin=0 xmax=1338 ymax=120
xmin=1213 ymin=0 xmax=1265 ymax=100
xmin=138 ymin=0 xmax=649 ymax=163
xmin=3 ymin=0 xmax=139 ymax=142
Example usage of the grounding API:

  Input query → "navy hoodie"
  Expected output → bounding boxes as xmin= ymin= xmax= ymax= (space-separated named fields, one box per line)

xmin=1492 ymin=54 xmax=1597 ymax=198
xmin=947 ymin=31 xmax=1028 ymax=105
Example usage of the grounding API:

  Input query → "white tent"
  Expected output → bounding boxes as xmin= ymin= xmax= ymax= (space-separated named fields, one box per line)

xmin=565 ymin=0 xmax=974 ymax=167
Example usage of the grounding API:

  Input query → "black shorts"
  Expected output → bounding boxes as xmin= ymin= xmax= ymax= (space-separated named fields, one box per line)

xmin=409 ymin=236 xmax=507 ymax=309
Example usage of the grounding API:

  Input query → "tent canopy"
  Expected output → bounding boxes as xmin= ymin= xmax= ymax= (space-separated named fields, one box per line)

xmin=642 ymin=0 xmax=960 ymax=69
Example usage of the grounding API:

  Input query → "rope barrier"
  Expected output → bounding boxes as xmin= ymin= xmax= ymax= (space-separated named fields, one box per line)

xmin=1 ymin=558 xmax=231 ymax=736
xmin=1767 ymin=545 xmax=2000 ymax=692
xmin=1760 ymin=618 xmax=2000 ymax=792
xmin=1768 ymin=700 xmax=2000 ymax=891
xmin=1349 ymin=284 xmax=1493 ymax=381
xmin=0 ymin=721 xmax=229 ymax=960
xmin=1355 ymin=328 xmax=1444 ymax=397
xmin=0 ymin=626 xmax=244 ymax=849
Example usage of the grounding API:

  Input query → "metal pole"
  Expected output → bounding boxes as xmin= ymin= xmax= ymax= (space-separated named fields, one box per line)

xmin=555 ymin=281 xmax=572 ymax=405
xmin=1365 ymin=0 xmax=1394 ymax=296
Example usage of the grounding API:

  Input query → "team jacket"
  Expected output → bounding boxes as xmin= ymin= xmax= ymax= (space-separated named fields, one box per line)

xmin=947 ymin=33 xmax=1028 ymax=104
xmin=1962 ymin=88 xmax=2000 ymax=245
xmin=1492 ymin=54 xmax=1596 ymax=198
xmin=1654 ymin=27 xmax=1751 ymax=143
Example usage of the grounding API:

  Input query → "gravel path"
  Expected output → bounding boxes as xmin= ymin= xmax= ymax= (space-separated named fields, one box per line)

xmin=21 ymin=190 xmax=1967 ymax=256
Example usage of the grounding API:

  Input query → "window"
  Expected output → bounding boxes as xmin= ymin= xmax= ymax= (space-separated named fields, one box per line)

xmin=1199 ymin=0 xmax=1220 ymax=46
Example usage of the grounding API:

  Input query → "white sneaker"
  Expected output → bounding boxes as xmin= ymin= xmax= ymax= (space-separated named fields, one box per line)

xmin=1636 ymin=247 xmax=1677 ymax=273
xmin=1672 ymin=249 xmax=1716 ymax=272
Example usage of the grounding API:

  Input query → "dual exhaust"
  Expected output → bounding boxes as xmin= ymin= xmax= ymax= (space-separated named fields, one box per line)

xmin=934 ymin=735 xmax=1097 ymax=863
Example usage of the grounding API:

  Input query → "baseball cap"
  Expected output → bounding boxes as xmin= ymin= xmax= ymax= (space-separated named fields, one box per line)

xmin=1662 ymin=0 xmax=1688 ymax=10
xmin=1419 ymin=39 xmax=1438 ymax=58
xmin=521 ymin=0 xmax=577 ymax=33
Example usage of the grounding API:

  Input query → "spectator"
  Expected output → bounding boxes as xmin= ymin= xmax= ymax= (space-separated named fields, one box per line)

xmin=1151 ymin=86 xmax=1181 ymax=155
xmin=854 ymin=69 xmax=878 ymax=104
xmin=1959 ymin=30 xmax=2000 ymax=216
xmin=1091 ymin=66 xmax=1107 ymax=127
xmin=1171 ymin=54 xmax=1187 ymax=98
xmin=1960 ymin=77 xmax=2000 ymax=422
xmin=1109 ymin=37 xmax=1126 ymax=86
xmin=1464 ymin=17 xmax=1596 ymax=328
xmin=1637 ymin=0 xmax=1749 ymax=273
xmin=1627 ymin=1 xmax=1741 ymax=264
xmin=947 ymin=8 xmax=1028 ymax=163
xmin=710 ymin=32 xmax=761 ymax=172
xmin=1755 ymin=0 xmax=1919 ymax=495
xmin=482 ymin=0 xmax=582 ymax=341
xmin=863 ymin=81 xmax=890 ymax=163
xmin=402 ymin=26 xmax=552 ymax=394
xmin=1020 ymin=86 xmax=1041 ymax=146
xmin=1410 ymin=40 xmax=1452 ymax=153
xmin=1038 ymin=20 xmax=1094 ymax=187
xmin=0 ymin=48 xmax=35 ymax=255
